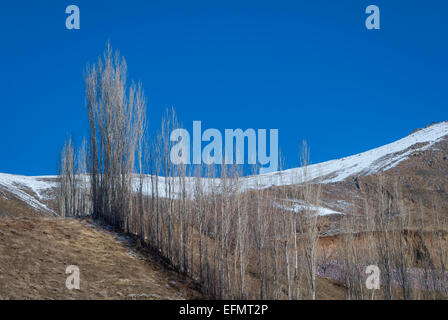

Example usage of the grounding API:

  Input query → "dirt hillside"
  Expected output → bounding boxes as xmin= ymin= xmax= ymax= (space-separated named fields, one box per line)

xmin=0 ymin=216 xmax=202 ymax=299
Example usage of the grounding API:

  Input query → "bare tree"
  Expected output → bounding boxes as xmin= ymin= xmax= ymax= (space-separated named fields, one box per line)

xmin=298 ymin=141 xmax=321 ymax=300
xmin=58 ymin=137 xmax=76 ymax=217
xmin=76 ymin=138 xmax=91 ymax=216
xmin=85 ymin=42 xmax=146 ymax=232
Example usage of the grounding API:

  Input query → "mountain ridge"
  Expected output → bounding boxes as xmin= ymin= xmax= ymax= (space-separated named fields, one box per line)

xmin=1 ymin=121 xmax=447 ymax=218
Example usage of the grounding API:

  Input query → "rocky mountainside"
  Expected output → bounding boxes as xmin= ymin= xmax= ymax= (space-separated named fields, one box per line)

xmin=319 ymin=122 xmax=448 ymax=225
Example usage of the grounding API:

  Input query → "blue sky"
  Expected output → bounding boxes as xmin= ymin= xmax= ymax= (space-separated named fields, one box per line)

xmin=0 ymin=0 xmax=446 ymax=175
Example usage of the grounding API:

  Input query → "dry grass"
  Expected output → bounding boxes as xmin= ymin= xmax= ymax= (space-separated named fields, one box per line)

xmin=0 ymin=216 xmax=202 ymax=300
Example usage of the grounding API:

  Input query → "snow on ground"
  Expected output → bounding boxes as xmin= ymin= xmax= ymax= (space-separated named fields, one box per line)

xmin=246 ymin=121 xmax=448 ymax=188
xmin=1 ymin=122 xmax=447 ymax=215
xmin=143 ymin=122 xmax=448 ymax=197
xmin=0 ymin=173 xmax=57 ymax=214
xmin=275 ymin=199 xmax=345 ymax=216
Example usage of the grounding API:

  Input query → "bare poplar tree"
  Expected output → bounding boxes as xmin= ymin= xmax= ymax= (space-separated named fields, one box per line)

xmin=85 ymin=42 xmax=146 ymax=231
xmin=299 ymin=141 xmax=321 ymax=300
xmin=58 ymin=137 xmax=76 ymax=217
xmin=76 ymin=138 xmax=91 ymax=216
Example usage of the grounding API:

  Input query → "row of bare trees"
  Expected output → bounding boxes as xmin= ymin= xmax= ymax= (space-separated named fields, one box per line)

xmin=58 ymin=44 xmax=447 ymax=300
xmin=336 ymin=175 xmax=448 ymax=300
xmin=84 ymin=43 xmax=146 ymax=233
xmin=58 ymin=137 xmax=90 ymax=217
xmin=134 ymin=146 xmax=323 ymax=299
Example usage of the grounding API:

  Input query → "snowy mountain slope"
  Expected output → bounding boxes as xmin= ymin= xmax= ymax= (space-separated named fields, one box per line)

xmin=0 ymin=173 xmax=57 ymax=215
xmin=1 ymin=122 xmax=447 ymax=216
xmin=246 ymin=121 xmax=448 ymax=189
xmin=139 ymin=121 xmax=448 ymax=196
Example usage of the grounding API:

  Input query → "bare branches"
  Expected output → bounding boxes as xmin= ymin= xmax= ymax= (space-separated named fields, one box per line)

xmin=85 ymin=43 xmax=146 ymax=231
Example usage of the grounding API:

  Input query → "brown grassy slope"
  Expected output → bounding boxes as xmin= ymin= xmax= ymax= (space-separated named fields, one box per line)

xmin=0 ymin=192 xmax=48 ymax=218
xmin=0 ymin=217 xmax=202 ymax=300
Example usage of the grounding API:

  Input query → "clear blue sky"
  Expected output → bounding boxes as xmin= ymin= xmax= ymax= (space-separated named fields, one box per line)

xmin=0 ymin=0 xmax=446 ymax=175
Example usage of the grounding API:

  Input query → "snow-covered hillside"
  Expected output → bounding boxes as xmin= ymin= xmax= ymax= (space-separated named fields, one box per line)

xmin=1 ymin=122 xmax=447 ymax=215
xmin=0 ymin=173 xmax=57 ymax=214
xmin=247 ymin=121 xmax=448 ymax=189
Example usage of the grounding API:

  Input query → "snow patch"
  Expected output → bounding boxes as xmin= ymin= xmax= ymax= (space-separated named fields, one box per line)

xmin=1 ymin=122 xmax=447 ymax=206
xmin=275 ymin=199 xmax=345 ymax=216
xmin=0 ymin=173 xmax=57 ymax=214
xmin=247 ymin=121 xmax=448 ymax=188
